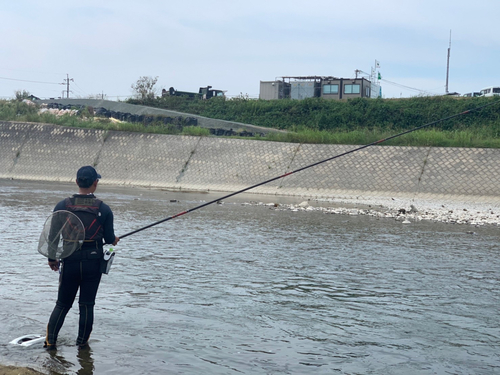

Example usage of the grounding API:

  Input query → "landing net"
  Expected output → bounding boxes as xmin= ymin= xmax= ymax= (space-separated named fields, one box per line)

xmin=38 ymin=210 xmax=85 ymax=259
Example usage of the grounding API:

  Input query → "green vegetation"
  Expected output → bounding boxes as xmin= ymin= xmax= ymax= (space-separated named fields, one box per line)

xmin=128 ymin=95 xmax=500 ymax=147
xmin=1 ymin=95 xmax=499 ymax=147
xmin=0 ymin=99 xmax=209 ymax=136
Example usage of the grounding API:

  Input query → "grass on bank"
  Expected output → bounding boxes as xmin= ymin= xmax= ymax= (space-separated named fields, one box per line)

xmin=264 ymin=126 xmax=500 ymax=148
xmin=1 ymin=96 xmax=500 ymax=148
xmin=129 ymin=94 xmax=500 ymax=130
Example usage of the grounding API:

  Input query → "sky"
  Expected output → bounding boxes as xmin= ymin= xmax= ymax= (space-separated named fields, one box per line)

xmin=1 ymin=0 xmax=499 ymax=100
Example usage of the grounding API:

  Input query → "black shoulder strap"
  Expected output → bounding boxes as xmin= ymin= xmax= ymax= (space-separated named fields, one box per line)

xmin=64 ymin=197 xmax=72 ymax=207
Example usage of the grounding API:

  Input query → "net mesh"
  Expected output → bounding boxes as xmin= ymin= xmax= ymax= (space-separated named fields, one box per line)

xmin=38 ymin=210 xmax=85 ymax=259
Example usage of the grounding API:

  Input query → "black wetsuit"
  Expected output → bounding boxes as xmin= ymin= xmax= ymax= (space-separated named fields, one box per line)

xmin=46 ymin=194 xmax=116 ymax=347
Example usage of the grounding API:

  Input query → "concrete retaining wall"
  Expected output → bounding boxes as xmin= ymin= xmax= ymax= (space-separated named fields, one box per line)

xmin=2 ymin=121 xmax=500 ymax=202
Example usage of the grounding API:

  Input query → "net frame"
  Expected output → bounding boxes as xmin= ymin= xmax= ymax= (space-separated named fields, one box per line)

xmin=38 ymin=210 xmax=85 ymax=259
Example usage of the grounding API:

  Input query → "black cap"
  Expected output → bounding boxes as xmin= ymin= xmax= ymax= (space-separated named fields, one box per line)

xmin=76 ymin=166 xmax=101 ymax=188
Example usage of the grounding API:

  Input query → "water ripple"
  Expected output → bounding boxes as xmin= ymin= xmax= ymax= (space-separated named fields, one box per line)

xmin=0 ymin=180 xmax=499 ymax=374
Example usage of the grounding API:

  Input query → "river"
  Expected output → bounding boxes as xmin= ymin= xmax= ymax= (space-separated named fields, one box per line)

xmin=0 ymin=180 xmax=499 ymax=374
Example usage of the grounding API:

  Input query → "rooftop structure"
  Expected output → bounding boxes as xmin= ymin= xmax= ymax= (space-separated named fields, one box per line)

xmin=260 ymin=76 xmax=381 ymax=100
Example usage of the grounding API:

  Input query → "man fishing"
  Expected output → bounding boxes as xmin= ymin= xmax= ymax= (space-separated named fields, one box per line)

xmin=44 ymin=165 xmax=119 ymax=350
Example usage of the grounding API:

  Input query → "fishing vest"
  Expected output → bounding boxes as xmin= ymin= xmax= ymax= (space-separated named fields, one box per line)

xmin=64 ymin=196 xmax=104 ymax=244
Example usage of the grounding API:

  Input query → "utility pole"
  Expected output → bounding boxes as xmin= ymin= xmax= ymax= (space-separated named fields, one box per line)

xmin=62 ymin=74 xmax=74 ymax=98
xmin=445 ymin=30 xmax=451 ymax=94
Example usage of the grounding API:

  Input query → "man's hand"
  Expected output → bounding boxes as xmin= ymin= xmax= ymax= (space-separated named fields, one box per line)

xmin=48 ymin=260 xmax=60 ymax=272
xmin=112 ymin=236 xmax=120 ymax=246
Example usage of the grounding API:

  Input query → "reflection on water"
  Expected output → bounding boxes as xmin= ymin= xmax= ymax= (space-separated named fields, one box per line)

xmin=0 ymin=180 xmax=499 ymax=374
xmin=76 ymin=346 xmax=94 ymax=375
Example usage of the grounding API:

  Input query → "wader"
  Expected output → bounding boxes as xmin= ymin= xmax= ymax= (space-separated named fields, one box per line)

xmin=46 ymin=196 xmax=104 ymax=347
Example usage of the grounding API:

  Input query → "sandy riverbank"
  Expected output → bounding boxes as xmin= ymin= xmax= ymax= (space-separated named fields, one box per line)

xmin=0 ymin=365 xmax=44 ymax=375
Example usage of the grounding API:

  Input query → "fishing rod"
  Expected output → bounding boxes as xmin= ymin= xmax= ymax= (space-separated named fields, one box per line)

xmin=119 ymin=100 xmax=500 ymax=239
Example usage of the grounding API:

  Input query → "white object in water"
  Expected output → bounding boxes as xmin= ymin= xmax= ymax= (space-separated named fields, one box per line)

xmin=9 ymin=334 xmax=45 ymax=347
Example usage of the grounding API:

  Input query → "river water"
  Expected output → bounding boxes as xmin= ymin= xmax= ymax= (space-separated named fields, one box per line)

xmin=0 ymin=180 xmax=499 ymax=375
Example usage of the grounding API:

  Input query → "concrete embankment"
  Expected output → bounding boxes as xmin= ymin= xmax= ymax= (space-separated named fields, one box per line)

xmin=2 ymin=121 xmax=500 ymax=205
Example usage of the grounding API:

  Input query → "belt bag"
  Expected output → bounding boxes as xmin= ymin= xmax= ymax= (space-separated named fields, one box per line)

xmin=101 ymin=249 xmax=115 ymax=274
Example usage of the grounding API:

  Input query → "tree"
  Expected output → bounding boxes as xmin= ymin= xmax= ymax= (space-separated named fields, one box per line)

xmin=15 ymin=90 xmax=32 ymax=101
xmin=131 ymin=76 xmax=159 ymax=100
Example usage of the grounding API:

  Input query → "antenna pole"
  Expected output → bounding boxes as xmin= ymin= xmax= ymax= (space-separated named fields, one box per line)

xmin=445 ymin=30 xmax=451 ymax=94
